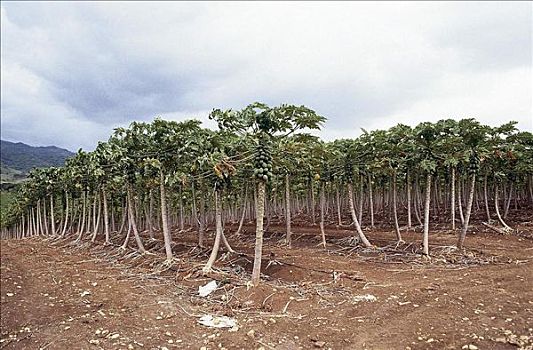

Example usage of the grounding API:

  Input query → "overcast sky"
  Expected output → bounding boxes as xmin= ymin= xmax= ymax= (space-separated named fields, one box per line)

xmin=1 ymin=1 xmax=531 ymax=151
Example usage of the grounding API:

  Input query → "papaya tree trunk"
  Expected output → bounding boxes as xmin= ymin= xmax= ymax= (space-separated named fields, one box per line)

xmin=50 ymin=194 xmax=56 ymax=236
xmin=121 ymin=220 xmax=132 ymax=250
xmin=319 ymin=182 xmax=326 ymax=247
xmin=203 ymin=189 xmax=224 ymax=273
xmin=199 ymin=191 xmax=206 ymax=247
xmin=423 ymin=173 xmax=432 ymax=256
xmin=126 ymin=184 xmax=147 ymax=254
xmin=336 ymin=184 xmax=342 ymax=226
xmin=457 ymin=174 xmax=476 ymax=249
xmin=414 ymin=178 xmax=423 ymax=226
xmin=191 ymin=182 xmax=198 ymax=233
xmin=61 ymin=191 xmax=69 ymax=237
xmin=285 ymin=173 xmax=292 ymax=246
xmin=347 ymin=183 xmax=372 ymax=248
xmin=310 ymin=180 xmax=316 ymax=225
xmin=91 ymin=193 xmax=102 ymax=242
xmin=147 ymin=189 xmax=154 ymax=239
xmin=457 ymin=178 xmax=464 ymax=225
xmin=451 ymin=167 xmax=456 ymax=230
xmin=118 ymin=199 xmax=127 ymax=234
xmin=21 ymin=214 xmax=25 ymax=238
xmin=159 ymin=170 xmax=173 ymax=260
xmin=31 ymin=208 xmax=35 ymax=236
xmin=36 ymin=200 xmax=42 ymax=236
xmin=392 ymin=170 xmax=403 ymax=242
xmin=76 ymin=191 xmax=87 ymax=242
xmin=235 ymin=184 xmax=248 ymax=235
xmin=406 ymin=170 xmax=412 ymax=230
xmin=43 ymin=199 xmax=49 ymax=235
xmin=358 ymin=176 xmax=364 ymax=227
xmin=504 ymin=182 xmax=513 ymax=219
xmin=494 ymin=183 xmax=512 ymax=230
xmin=91 ymin=193 xmax=99 ymax=242
xmin=179 ymin=186 xmax=184 ymax=231
xmin=369 ymin=174 xmax=375 ymax=229
xmin=92 ymin=193 xmax=98 ymax=234
xmin=251 ymin=181 xmax=266 ymax=286
xmin=102 ymin=187 xmax=110 ymax=244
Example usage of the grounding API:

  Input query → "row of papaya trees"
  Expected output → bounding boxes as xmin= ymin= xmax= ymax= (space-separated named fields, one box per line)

xmin=1 ymin=103 xmax=532 ymax=286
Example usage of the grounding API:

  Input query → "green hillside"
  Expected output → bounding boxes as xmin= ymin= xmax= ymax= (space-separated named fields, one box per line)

xmin=0 ymin=140 xmax=74 ymax=183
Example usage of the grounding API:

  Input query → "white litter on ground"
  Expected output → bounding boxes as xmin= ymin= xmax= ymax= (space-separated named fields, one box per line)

xmin=197 ymin=315 xmax=237 ymax=328
xmin=198 ymin=280 xmax=218 ymax=297
xmin=351 ymin=294 xmax=377 ymax=303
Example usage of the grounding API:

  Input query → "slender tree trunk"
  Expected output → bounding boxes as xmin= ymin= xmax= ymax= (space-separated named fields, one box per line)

xmin=179 ymin=186 xmax=184 ymax=231
xmin=191 ymin=182 xmax=198 ymax=233
xmin=37 ymin=200 xmax=43 ymax=236
xmin=43 ymin=199 xmax=49 ymax=235
xmin=147 ymin=189 xmax=154 ymax=239
xmin=457 ymin=178 xmax=464 ymax=225
xmin=91 ymin=193 xmax=102 ymax=242
xmin=121 ymin=220 xmax=132 ymax=250
xmin=414 ymin=179 xmax=423 ymax=226
xmin=451 ymin=167 xmax=456 ymax=230
xmin=319 ymin=182 xmax=326 ymax=247
xmin=126 ymin=185 xmax=147 ymax=253
xmin=494 ymin=183 xmax=512 ymax=230
xmin=111 ymin=203 xmax=116 ymax=233
xmin=406 ymin=170 xmax=412 ymax=230
xmin=199 ymin=191 xmax=206 ymax=247
xmin=90 ymin=193 xmax=98 ymax=241
xmin=118 ymin=199 xmax=127 ymax=234
xmin=392 ymin=171 xmax=403 ymax=242
xmin=285 ymin=174 xmax=292 ymax=246
xmin=369 ymin=174 xmax=375 ymax=229
xmin=21 ymin=214 xmax=25 ymax=238
xmin=358 ymin=176 xmax=364 ymax=227
xmin=86 ymin=197 xmax=92 ymax=234
xmin=159 ymin=170 xmax=173 ymax=260
xmin=483 ymin=175 xmax=491 ymax=221
xmin=235 ymin=184 xmax=248 ymax=235
xmin=102 ymin=187 xmax=110 ymax=244
xmin=434 ymin=177 xmax=440 ymax=217
xmin=203 ymin=189 xmax=224 ymax=273
xmin=457 ymin=174 xmax=476 ymax=249
xmin=76 ymin=191 xmax=87 ymax=242
xmin=336 ymin=184 xmax=342 ymax=226
xmin=264 ymin=191 xmax=272 ymax=233
xmin=422 ymin=173 xmax=432 ymax=256
xmin=251 ymin=181 xmax=266 ymax=286
xmin=61 ymin=191 xmax=69 ymax=237
xmin=74 ymin=200 xmax=81 ymax=234
xmin=310 ymin=180 xmax=316 ymax=225
xmin=30 ymin=208 xmax=35 ymax=236
xmin=50 ymin=194 xmax=56 ymax=236
xmin=504 ymin=182 xmax=513 ymax=219
xmin=347 ymin=183 xmax=372 ymax=247
xmin=527 ymin=176 xmax=533 ymax=204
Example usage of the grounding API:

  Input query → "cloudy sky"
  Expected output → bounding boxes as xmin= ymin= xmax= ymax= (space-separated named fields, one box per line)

xmin=1 ymin=2 xmax=531 ymax=151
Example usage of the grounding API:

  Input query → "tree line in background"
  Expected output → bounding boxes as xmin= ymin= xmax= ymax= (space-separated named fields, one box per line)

xmin=1 ymin=103 xmax=532 ymax=286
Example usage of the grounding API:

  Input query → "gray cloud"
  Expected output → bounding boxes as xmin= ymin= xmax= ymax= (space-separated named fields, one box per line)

xmin=1 ymin=2 xmax=531 ymax=150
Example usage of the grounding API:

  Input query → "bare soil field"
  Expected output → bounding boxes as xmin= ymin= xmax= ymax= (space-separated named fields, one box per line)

xmin=1 ymin=224 xmax=533 ymax=350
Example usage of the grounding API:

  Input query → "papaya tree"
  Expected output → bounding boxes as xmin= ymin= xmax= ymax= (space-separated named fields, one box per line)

xmin=413 ymin=122 xmax=439 ymax=256
xmin=455 ymin=119 xmax=488 ymax=249
xmin=210 ymin=102 xmax=325 ymax=286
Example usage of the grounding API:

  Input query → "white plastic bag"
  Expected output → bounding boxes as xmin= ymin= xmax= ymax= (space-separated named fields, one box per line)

xmin=198 ymin=280 xmax=218 ymax=297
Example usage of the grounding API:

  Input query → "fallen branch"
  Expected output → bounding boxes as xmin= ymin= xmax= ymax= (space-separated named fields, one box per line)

xmin=482 ymin=222 xmax=508 ymax=235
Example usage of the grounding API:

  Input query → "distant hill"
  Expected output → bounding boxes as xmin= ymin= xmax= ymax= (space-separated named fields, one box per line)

xmin=1 ymin=140 xmax=74 ymax=182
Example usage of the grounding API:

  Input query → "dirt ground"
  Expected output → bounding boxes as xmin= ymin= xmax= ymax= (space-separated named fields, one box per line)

xmin=1 ymin=223 xmax=532 ymax=350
